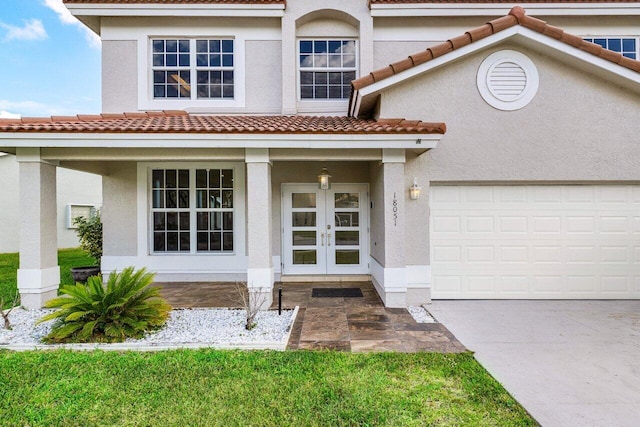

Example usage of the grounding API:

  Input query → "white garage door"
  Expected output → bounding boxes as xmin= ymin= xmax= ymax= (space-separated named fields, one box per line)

xmin=430 ymin=185 xmax=640 ymax=299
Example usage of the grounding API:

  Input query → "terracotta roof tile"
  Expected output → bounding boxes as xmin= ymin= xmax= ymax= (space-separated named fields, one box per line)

xmin=351 ymin=6 xmax=640 ymax=91
xmin=0 ymin=113 xmax=446 ymax=135
xmin=487 ymin=15 xmax=518 ymax=33
xmin=449 ymin=33 xmax=472 ymax=50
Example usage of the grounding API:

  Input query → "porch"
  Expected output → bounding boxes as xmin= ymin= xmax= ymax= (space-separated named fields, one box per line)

xmin=156 ymin=281 xmax=466 ymax=352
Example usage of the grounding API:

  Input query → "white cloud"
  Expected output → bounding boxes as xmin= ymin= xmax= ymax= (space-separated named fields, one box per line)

xmin=43 ymin=0 xmax=101 ymax=48
xmin=0 ymin=111 xmax=21 ymax=119
xmin=0 ymin=19 xmax=47 ymax=42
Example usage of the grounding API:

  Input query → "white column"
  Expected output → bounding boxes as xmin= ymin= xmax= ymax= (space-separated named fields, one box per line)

xmin=380 ymin=149 xmax=407 ymax=307
xmin=245 ymin=148 xmax=273 ymax=308
xmin=16 ymin=148 xmax=60 ymax=309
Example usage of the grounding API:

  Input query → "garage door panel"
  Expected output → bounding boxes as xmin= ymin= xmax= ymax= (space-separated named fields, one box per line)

xmin=431 ymin=185 xmax=640 ymax=299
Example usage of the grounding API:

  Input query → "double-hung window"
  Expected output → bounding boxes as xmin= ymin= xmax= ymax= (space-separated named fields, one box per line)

xmin=152 ymin=38 xmax=235 ymax=99
xmin=583 ymin=37 xmax=638 ymax=59
xmin=151 ymin=168 xmax=234 ymax=254
xmin=299 ymin=39 xmax=357 ymax=100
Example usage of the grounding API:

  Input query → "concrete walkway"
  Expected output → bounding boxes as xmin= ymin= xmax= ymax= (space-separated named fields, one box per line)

xmin=428 ymin=300 xmax=640 ymax=427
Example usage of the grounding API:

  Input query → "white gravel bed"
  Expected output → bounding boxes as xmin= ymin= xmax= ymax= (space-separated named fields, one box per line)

xmin=408 ymin=306 xmax=436 ymax=323
xmin=0 ymin=307 xmax=296 ymax=350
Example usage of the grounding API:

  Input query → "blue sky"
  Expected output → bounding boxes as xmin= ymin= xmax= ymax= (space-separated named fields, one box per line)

xmin=0 ymin=0 xmax=101 ymax=118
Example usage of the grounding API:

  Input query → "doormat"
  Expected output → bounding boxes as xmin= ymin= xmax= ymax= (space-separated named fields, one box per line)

xmin=311 ymin=288 xmax=363 ymax=298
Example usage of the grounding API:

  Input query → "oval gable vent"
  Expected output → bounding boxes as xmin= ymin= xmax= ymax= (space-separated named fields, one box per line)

xmin=477 ymin=50 xmax=539 ymax=111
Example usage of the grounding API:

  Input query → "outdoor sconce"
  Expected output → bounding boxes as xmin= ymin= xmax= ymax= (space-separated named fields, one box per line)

xmin=318 ymin=167 xmax=331 ymax=190
xmin=409 ymin=177 xmax=421 ymax=200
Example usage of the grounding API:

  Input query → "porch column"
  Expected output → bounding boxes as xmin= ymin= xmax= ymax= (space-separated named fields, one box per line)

xmin=380 ymin=149 xmax=407 ymax=307
xmin=16 ymin=148 xmax=60 ymax=309
xmin=245 ymin=148 xmax=273 ymax=308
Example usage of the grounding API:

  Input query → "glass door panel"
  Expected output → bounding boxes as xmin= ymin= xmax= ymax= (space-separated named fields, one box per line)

xmin=282 ymin=184 xmax=368 ymax=275
xmin=283 ymin=187 xmax=326 ymax=274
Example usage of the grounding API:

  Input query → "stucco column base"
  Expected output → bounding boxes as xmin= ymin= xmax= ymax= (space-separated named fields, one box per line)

xmin=18 ymin=266 xmax=61 ymax=309
xmin=20 ymin=289 xmax=59 ymax=310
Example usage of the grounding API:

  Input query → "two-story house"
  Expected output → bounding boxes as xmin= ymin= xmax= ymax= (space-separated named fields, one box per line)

xmin=0 ymin=0 xmax=639 ymax=309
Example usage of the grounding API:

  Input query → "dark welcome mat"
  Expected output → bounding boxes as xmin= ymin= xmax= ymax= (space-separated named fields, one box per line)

xmin=312 ymin=288 xmax=363 ymax=298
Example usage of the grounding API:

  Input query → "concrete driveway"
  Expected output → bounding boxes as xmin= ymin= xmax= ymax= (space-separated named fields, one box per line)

xmin=428 ymin=300 xmax=640 ymax=427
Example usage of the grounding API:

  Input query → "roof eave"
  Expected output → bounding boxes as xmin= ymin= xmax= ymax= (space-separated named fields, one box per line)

xmin=0 ymin=132 xmax=442 ymax=155
xmin=65 ymin=3 xmax=286 ymax=19
xmin=370 ymin=3 xmax=640 ymax=17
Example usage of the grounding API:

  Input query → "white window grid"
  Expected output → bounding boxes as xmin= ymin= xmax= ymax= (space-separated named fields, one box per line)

xmin=298 ymin=39 xmax=358 ymax=100
xmin=150 ymin=168 xmax=235 ymax=255
xmin=151 ymin=38 xmax=235 ymax=100
xmin=583 ymin=37 xmax=638 ymax=59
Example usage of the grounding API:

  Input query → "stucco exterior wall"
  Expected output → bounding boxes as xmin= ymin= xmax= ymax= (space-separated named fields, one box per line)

xmin=379 ymin=44 xmax=640 ymax=182
xmin=102 ymin=162 xmax=137 ymax=257
xmin=100 ymin=16 xmax=281 ymax=114
xmin=102 ymin=40 xmax=138 ymax=113
xmin=0 ymin=155 xmax=19 ymax=253
xmin=281 ymin=0 xmax=373 ymax=114
xmin=245 ymin=41 xmax=282 ymax=113
xmin=0 ymin=155 xmax=102 ymax=254
xmin=404 ymin=152 xmax=430 ymax=266
xmin=373 ymin=15 xmax=640 ymax=44
xmin=368 ymin=160 xmax=384 ymax=266
xmin=270 ymin=161 xmax=370 ymax=257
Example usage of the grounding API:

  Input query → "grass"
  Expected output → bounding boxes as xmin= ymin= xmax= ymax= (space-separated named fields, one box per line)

xmin=0 ymin=250 xmax=535 ymax=425
xmin=0 ymin=248 xmax=95 ymax=309
xmin=0 ymin=350 xmax=536 ymax=426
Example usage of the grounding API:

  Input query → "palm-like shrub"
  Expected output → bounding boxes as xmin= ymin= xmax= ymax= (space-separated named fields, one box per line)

xmin=38 ymin=267 xmax=171 ymax=343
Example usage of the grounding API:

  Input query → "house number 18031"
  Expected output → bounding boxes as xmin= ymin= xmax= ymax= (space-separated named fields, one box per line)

xmin=393 ymin=192 xmax=398 ymax=226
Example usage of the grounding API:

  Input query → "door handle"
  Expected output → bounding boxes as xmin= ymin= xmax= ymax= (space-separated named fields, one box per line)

xmin=321 ymin=232 xmax=325 ymax=246
xmin=327 ymin=232 xmax=331 ymax=246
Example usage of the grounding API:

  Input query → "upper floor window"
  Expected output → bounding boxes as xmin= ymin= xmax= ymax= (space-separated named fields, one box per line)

xmin=152 ymin=38 xmax=235 ymax=100
xmin=583 ymin=37 xmax=637 ymax=59
xmin=299 ymin=40 xmax=356 ymax=100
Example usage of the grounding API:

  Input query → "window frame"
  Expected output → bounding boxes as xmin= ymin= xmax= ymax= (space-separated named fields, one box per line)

xmin=139 ymin=34 xmax=246 ymax=111
xmin=297 ymin=38 xmax=358 ymax=102
xmin=145 ymin=163 xmax=244 ymax=257
xmin=582 ymin=36 xmax=639 ymax=59
xmin=151 ymin=38 xmax=236 ymax=101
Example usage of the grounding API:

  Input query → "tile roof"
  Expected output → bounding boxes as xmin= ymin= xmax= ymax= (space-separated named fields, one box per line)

xmin=352 ymin=6 xmax=640 ymax=91
xmin=63 ymin=0 xmax=285 ymax=4
xmin=0 ymin=111 xmax=446 ymax=135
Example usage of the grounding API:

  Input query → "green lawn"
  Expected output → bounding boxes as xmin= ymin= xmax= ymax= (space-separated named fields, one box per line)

xmin=0 ymin=350 xmax=536 ymax=426
xmin=0 ymin=248 xmax=95 ymax=308
xmin=0 ymin=250 xmax=536 ymax=426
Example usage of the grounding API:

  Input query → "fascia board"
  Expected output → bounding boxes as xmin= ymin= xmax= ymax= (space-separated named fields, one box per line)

xmin=66 ymin=4 xmax=285 ymax=18
xmin=355 ymin=26 xmax=640 ymax=116
xmin=357 ymin=26 xmax=520 ymax=100
xmin=370 ymin=3 xmax=640 ymax=17
xmin=0 ymin=133 xmax=441 ymax=150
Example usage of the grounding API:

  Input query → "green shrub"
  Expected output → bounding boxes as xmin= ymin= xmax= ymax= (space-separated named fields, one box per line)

xmin=73 ymin=212 xmax=103 ymax=267
xmin=38 ymin=267 xmax=171 ymax=343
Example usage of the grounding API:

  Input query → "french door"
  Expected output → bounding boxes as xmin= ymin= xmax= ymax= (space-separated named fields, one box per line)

xmin=282 ymin=184 xmax=369 ymax=275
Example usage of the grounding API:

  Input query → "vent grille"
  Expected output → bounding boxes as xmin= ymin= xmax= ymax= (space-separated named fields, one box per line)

xmin=488 ymin=61 xmax=527 ymax=101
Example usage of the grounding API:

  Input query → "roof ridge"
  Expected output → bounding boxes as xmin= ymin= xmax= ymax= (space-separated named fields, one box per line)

xmin=352 ymin=6 xmax=640 ymax=91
